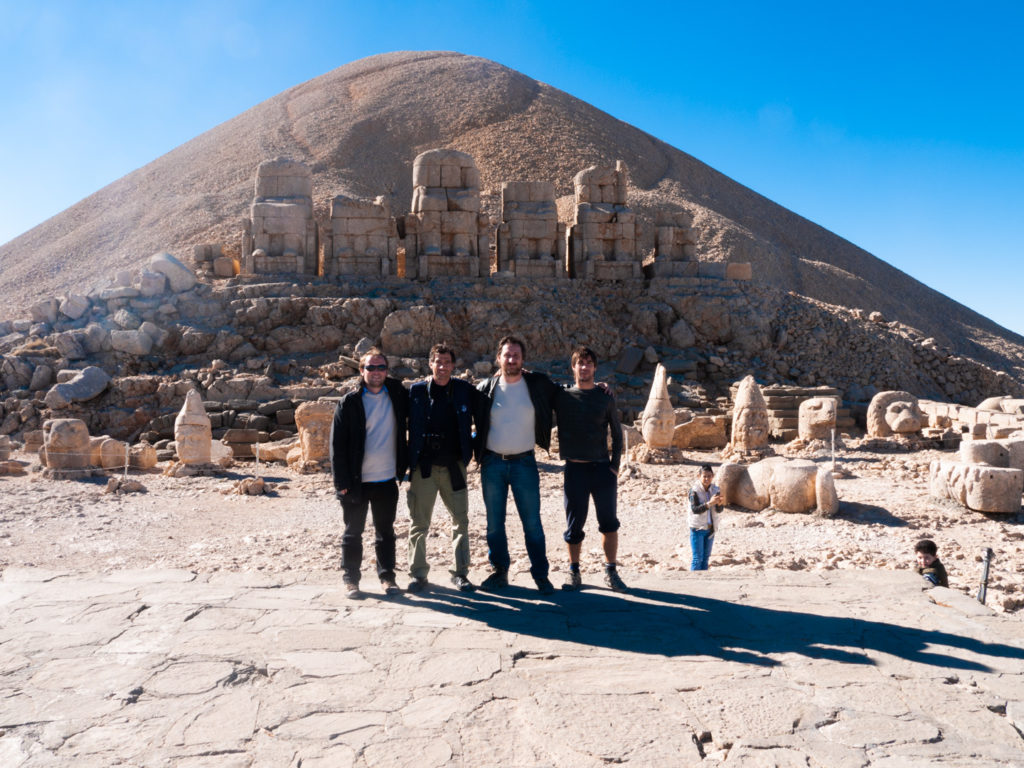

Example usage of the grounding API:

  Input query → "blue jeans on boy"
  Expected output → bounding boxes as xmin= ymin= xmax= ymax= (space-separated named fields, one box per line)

xmin=690 ymin=528 xmax=714 ymax=571
xmin=481 ymin=451 xmax=549 ymax=580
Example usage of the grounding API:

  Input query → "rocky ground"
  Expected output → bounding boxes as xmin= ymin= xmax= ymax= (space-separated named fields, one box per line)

xmin=2 ymin=444 xmax=1022 ymax=615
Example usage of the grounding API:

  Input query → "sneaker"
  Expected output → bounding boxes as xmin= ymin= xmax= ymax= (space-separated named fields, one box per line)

xmin=381 ymin=578 xmax=401 ymax=596
xmin=480 ymin=570 xmax=508 ymax=591
xmin=407 ymin=577 xmax=429 ymax=594
xmin=344 ymin=580 xmax=362 ymax=600
xmin=562 ymin=569 xmax=582 ymax=591
xmin=450 ymin=574 xmax=476 ymax=592
xmin=534 ymin=576 xmax=555 ymax=595
xmin=604 ymin=568 xmax=628 ymax=593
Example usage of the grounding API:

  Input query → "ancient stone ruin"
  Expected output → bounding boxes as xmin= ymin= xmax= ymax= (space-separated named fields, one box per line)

xmin=323 ymin=195 xmax=399 ymax=279
xmin=867 ymin=390 xmax=925 ymax=439
xmin=242 ymin=158 xmax=319 ymax=276
xmin=722 ymin=375 xmax=773 ymax=461
xmin=718 ymin=456 xmax=839 ymax=517
xmin=403 ymin=149 xmax=489 ymax=279
xmin=496 ymin=181 xmax=566 ymax=278
xmin=567 ymin=162 xmax=641 ymax=280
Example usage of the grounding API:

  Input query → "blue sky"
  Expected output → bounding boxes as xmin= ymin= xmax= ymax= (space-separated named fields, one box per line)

xmin=1 ymin=1 xmax=1022 ymax=334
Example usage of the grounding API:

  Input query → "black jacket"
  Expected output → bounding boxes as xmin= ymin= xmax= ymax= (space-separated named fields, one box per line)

xmin=330 ymin=378 xmax=409 ymax=498
xmin=408 ymin=377 xmax=477 ymax=468
xmin=475 ymin=370 xmax=560 ymax=453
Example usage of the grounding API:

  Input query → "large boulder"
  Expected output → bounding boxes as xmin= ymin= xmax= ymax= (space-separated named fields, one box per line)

xmin=110 ymin=329 xmax=154 ymax=355
xmin=41 ymin=419 xmax=90 ymax=470
xmin=44 ymin=366 xmax=112 ymax=409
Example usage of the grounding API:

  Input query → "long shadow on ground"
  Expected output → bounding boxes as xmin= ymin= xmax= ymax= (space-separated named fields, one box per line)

xmin=405 ymin=583 xmax=1024 ymax=671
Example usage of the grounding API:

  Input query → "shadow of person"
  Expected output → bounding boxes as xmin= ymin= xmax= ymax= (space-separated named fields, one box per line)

xmin=406 ymin=582 xmax=1024 ymax=673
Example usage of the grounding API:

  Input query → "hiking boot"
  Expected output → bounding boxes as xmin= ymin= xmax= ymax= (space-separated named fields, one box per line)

xmin=562 ymin=569 xmax=582 ymax=591
xmin=344 ymin=580 xmax=362 ymax=600
xmin=450 ymin=574 xmax=476 ymax=592
xmin=480 ymin=570 xmax=508 ymax=591
xmin=604 ymin=568 xmax=628 ymax=593
xmin=381 ymin=578 xmax=401 ymax=597
xmin=534 ymin=576 xmax=555 ymax=595
xmin=407 ymin=577 xmax=429 ymax=594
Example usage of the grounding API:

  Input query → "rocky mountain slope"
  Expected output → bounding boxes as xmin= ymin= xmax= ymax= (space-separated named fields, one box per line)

xmin=1 ymin=50 xmax=1022 ymax=375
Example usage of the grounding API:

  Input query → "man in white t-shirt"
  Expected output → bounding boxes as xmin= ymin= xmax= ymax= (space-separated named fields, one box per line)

xmin=330 ymin=349 xmax=409 ymax=599
xmin=475 ymin=336 xmax=560 ymax=594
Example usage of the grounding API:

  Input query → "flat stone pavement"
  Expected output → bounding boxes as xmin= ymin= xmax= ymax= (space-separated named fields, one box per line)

xmin=1 ymin=567 xmax=1022 ymax=768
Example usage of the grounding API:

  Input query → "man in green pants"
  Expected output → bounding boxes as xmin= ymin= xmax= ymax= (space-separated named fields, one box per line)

xmin=405 ymin=343 xmax=478 ymax=593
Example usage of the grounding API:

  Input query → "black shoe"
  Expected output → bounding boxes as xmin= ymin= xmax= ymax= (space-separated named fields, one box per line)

xmin=407 ymin=577 xmax=429 ymax=594
xmin=534 ymin=576 xmax=555 ymax=595
xmin=381 ymin=578 xmax=401 ymax=596
xmin=604 ymin=568 xmax=628 ymax=593
xmin=451 ymin=574 xmax=476 ymax=592
xmin=562 ymin=569 xmax=582 ymax=591
xmin=480 ymin=570 xmax=508 ymax=591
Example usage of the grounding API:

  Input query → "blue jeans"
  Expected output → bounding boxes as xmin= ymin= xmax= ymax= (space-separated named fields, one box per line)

xmin=481 ymin=451 xmax=548 ymax=580
xmin=690 ymin=528 xmax=714 ymax=571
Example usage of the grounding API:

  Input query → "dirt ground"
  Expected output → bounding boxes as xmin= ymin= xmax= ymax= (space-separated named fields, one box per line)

xmin=2 ymin=444 xmax=1023 ymax=615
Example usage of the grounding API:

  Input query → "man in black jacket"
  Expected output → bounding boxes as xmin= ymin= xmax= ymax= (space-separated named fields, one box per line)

xmin=475 ymin=335 xmax=559 ymax=594
xmin=330 ymin=348 xmax=409 ymax=599
xmin=406 ymin=343 xmax=478 ymax=593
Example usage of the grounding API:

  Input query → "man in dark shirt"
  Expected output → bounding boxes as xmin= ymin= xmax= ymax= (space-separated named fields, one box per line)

xmin=406 ymin=343 xmax=478 ymax=593
xmin=557 ymin=345 xmax=626 ymax=592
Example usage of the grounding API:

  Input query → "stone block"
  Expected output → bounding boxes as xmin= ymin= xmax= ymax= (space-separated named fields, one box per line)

xmin=30 ymin=298 xmax=59 ymax=325
xmin=149 ymin=252 xmax=196 ymax=292
xmin=42 ymin=419 xmax=90 ymax=470
xmin=139 ymin=270 xmax=167 ymax=297
xmin=697 ymin=262 xmax=728 ymax=279
xmin=110 ymin=330 xmax=154 ymax=355
xmin=816 ymin=468 xmax=839 ymax=517
xmin=961 ymin=439 xmax=1009 ymax=467
xmin=726 ymin=262 xmax=753 ymax=280
xmin=60 ymin=294 xmax=90 ymax=320
xmin=213 ymin=257 xmax=238 ymax=277
xmin=768 ymin=459 xmax=818 ymax=513
xmin=673 ymin=415 xmax=727 ymax=449
xmin=0 ymin=434 xmax=10 ymax=461
xmin=930 ymin=459 xmax=1023 ymax=513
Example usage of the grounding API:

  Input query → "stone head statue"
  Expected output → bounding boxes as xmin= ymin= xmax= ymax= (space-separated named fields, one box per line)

xmin=174 ymin=389 xmax=212 ymax=465
xmin=867 ymin=391 xmax=924 ymax=437
xmin=798 ymin=396 xmax=838 ymax=441
xmin=641 ymin=364 xmax=675 ymax=449
xmin=731 ymin=376 xmax=770 ymax=451
xmin=295 ymin=401 xmax=335 ymax=463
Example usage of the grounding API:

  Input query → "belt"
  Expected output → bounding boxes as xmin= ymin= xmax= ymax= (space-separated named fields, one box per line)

xmin=486 ymin=449 xmax=533 ymax=461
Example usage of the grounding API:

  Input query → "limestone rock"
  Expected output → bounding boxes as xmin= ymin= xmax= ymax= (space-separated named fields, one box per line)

xmin=798 ymin=396 xmax=837 ymax=441
xmin=930 ymin=460 xmax=1023 ymax=514
xmin=867 ymin=390 xmax=924 ymax=437
xmin=110 ymin=329 xmax=155 ymax=355
xmin=41 ymin=419 xmax=91 ymax=470
xmin=43 ymin=366 xmax=112 ymax=409
xmin=139 ymin=270 xmax=167 ymax=297
xmin=816 ymin=468 xmax=839 ymax=517
xmin=59 ymin=294 xmax=90 ymax=320
xmin=768 ymin=459 xmax=818 ymax=513
xmin=673 ymin=415 xmax=728 ymax=449
xmin=174 ymin=390 xmax=212 ymax=465
xmin=29 ymin=364 xmax=54 ymax=392
xmin=718 ymin=461 xmax=767 ymax=511
xmin=0 ymin=434 xmax=10 ymax=461
xmin=129 ymin=442 xmax=158 ymax=470
xmin=640 ymin=364 xmax=675 ymax=449
xmin=960 ymin=440 xmax=1009 ymax=467
xmin=149 ymin=252 xmax=197 ymax=292
xmin=668 ymin=318 xmax=696 ymax=348
xmin=380 ymin=306 xmax=454 ymax=357
xmin=30 ymin=298 xmax=59 ymax=325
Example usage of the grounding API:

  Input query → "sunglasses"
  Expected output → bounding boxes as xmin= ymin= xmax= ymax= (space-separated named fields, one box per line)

xmin=363 ymin=364 xmax=387 ymax=372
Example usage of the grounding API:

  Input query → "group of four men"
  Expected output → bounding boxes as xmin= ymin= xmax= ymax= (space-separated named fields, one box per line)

xmin=329 ymin=336 xmax=625 ymax=599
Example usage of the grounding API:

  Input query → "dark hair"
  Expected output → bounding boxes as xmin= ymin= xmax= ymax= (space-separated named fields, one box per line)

xmin=570 ymin=345 xmax=597 ymax=367
xmin=359 ymin=347 xmax=386 ymax=369
xmin=430 ymin=343 xmax=456 ymax=363
xmin=496 ymin=335 xmax=526 ymax=360
xmin=700 ymin=464 xmax=714 ymax=474
xmin=915 ymin=539 xmax=938 ymax=556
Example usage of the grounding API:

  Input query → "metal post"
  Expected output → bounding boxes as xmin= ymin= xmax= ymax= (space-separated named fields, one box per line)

xmin=977 ymin=547 xmax=994 ymax=604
